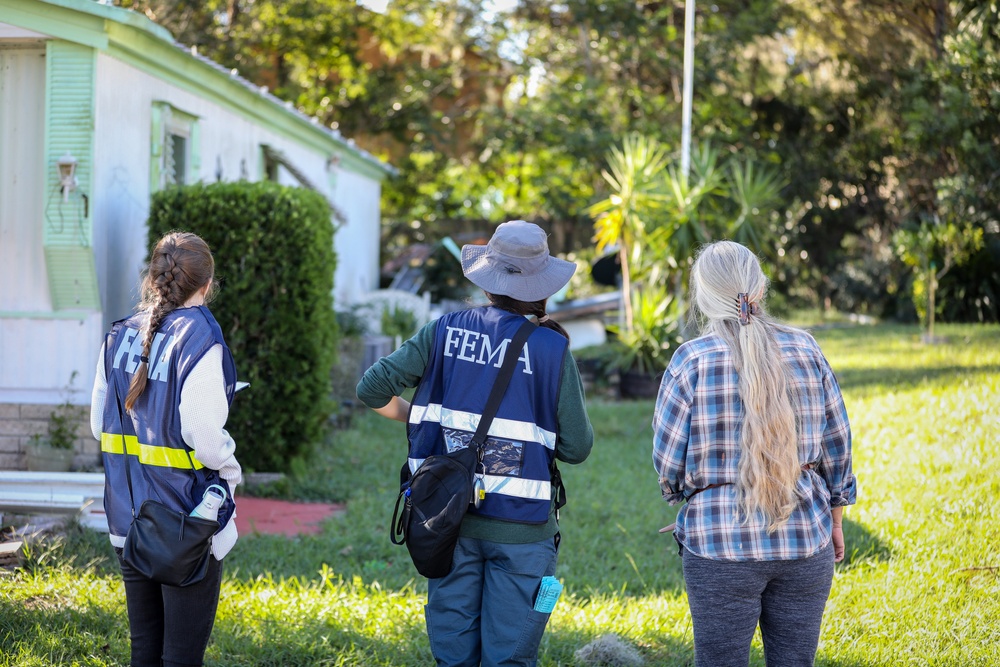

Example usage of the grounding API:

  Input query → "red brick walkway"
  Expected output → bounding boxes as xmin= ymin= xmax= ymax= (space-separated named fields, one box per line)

xmin=234 ymin=496 xmax=344 ymax=536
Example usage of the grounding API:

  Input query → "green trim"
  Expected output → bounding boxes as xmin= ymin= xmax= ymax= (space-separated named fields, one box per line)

xmin=5 ymin=0 xmax=393 ymax=180
xmin=7 ymin=0 xmax=174 ymax=43
xmin=103 ymin=24 xmax=393 ymax=181
xmin=188 ymin=118 xmax=201 ymax=179
xmin=44 ymin=40 xmax=95 ymax=245
xmin=43 ymin=40 xmax=100 ymax=312
xmin=0 ymin=310 xmax=95 ymax=320
xmin=0 ymin=0 xmax=109 ymax=49
xmin=150 ymin=101 xmax=200 ymax=190
xmin=43 ymin=245 xmax=101 ymax=311
xmin=149 ymin=103 xmax=163 ymax=193
xmin=330 ymin=147 xmax=391 ymax=182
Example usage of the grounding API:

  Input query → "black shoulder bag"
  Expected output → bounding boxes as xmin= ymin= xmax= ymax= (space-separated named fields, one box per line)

xmin=113 ymin=381 xmax=218 ymax=587
xmin=390 ymin=319 xmax=535 ymax=578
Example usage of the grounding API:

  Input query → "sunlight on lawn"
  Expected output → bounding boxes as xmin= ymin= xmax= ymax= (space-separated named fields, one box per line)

xmin=2 ymin=323 xmax=998 ymax=666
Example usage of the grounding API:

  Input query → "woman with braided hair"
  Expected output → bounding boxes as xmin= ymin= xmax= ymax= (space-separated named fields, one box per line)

xmin=90 ymin=231 xmax=242 ymax=667
xmin=652 ymin=240 xmax=856 ymax=667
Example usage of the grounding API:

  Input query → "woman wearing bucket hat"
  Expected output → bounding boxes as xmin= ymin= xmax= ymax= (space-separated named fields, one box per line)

xmin=358 ymin=220 xmax=594 ymax=666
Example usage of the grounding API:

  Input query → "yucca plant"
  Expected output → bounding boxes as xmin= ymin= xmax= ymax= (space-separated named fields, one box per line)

xmin=587 ymin=132 xmax=670 ymax=330
xmin=608 ymin=285 xmax=682 ymax=376
xmin=590 ymin=135 xmax=787 ymax=382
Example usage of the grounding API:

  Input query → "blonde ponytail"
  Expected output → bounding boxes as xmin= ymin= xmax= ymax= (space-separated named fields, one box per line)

xmin=691 ymin=241 xmax=800 ymax=531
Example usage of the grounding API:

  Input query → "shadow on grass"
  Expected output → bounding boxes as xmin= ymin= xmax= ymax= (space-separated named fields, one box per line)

xmin=835 ymin=364 xmax=1000 ymax=392
xmin=0 ymin=593 xmax=428 ymax=667
xmin=839 ymin=517 xmax=892 ymax=571
xmin=0 ymin=596 xmax=130 ymax=665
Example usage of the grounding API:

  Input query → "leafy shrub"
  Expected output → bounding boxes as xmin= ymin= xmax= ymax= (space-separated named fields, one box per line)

xmin=381 ymin=304 xmax=418 ymax=341
xmin=147 ymin=182 xmax=337 ymax=472
xmin=607 ymin=285 xmax=683 ymax=375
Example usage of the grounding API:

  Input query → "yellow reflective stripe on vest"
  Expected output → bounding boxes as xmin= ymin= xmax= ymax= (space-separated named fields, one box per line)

xmin=101 ymin=433 xmax=205 ymax=470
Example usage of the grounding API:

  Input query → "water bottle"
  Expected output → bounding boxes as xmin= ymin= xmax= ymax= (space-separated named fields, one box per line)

xmin=190 ymin=484 xmax=227 ymax=521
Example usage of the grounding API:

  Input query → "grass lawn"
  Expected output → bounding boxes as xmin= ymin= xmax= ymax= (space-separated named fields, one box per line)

xmin=2 ymin=323 xmax=998 ymax=666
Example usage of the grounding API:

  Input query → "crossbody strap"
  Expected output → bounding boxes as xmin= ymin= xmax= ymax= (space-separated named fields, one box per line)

xmin=469 ymin=319 xmax=536 ymax=449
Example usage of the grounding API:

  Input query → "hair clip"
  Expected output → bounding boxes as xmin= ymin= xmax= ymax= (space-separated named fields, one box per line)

xmin=736 ymin=293 xmax=759 ymax=326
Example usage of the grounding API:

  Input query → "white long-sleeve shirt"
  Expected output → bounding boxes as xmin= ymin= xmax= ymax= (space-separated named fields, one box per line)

xmin=91 ymin=343 xmax=242 ymax=559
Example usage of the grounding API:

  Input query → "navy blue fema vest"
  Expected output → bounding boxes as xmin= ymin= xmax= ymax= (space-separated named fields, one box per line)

xmin=101 ymin=306 xmax=237 ymax=541
xmin=407 ymin=306 xmax=566 ymax=524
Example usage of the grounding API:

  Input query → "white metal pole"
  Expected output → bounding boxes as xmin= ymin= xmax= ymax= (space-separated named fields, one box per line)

xmin=681 ymin=0 xmax=695 ymax=180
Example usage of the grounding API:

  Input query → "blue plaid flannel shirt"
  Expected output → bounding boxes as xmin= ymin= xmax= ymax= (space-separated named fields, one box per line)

xmin=652 ymin=328 xmax=856 ymax=561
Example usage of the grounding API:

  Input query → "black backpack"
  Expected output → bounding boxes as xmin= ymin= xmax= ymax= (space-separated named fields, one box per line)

xmin=390 ymin=320 xmax=535 ymax=578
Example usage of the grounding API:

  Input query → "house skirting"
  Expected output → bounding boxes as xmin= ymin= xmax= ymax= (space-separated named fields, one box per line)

xmin=0 ymin=403 xmax=99 ymax=471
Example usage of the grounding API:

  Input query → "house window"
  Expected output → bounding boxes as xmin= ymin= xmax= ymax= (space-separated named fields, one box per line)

xmin=166 ymin=132 xmax=188 ymax=185
xmin=151 ymin=102 xmax=200 ymax=191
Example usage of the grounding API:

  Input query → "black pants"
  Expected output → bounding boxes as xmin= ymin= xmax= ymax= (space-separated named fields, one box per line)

xmin=115 ymin=547 xmax=224 ymax=667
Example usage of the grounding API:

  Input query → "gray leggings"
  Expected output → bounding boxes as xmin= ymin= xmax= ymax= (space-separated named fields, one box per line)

xmin=682 ymin=542 xmax=835 ymax=667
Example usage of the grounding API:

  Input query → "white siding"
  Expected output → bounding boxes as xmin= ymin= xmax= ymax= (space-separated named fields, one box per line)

xmin=0 ymin=312 xmax=103 ymax=404
xmin=92 ymin=54 xmax=383 ymax=324
xmin=332 ymin=167 xmax=382 ymax=306
xmin=0 ymin=47 xmax=49 ymax=311
xmin=0 ymin=46 xmax=101 ymax=405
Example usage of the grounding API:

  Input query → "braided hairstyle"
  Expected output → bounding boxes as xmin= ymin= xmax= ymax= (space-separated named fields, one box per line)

xmin=124 ymin=232 xmax=216 ymax=411
xmin=485 ymin=293 xmax=570 ymax=342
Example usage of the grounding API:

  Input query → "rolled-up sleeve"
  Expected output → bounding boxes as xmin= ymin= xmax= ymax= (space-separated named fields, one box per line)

xmin=652 ymin=365 xmax=693 ymax=505
xmin=819 ymin=367 xmax=856 ymax=507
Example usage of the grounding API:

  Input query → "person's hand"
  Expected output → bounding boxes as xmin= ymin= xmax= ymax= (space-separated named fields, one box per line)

xmin=659 ymin=523 xmax=676 ymax=534
xmin=832 ymin=520 xmax=845 ymax=562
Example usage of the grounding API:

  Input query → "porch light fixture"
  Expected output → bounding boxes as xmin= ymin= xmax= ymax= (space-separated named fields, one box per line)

xmin=57 ymin=152 xmax=78 ymax=201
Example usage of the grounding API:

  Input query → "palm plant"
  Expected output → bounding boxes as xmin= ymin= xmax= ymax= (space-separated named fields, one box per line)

xmin=589 ymin=134 xmax=787 ymax=378
xmin=587 ymin=133 xmax=670 ymax=330
xmin=607 ymin=284 xmax=682 ymax=376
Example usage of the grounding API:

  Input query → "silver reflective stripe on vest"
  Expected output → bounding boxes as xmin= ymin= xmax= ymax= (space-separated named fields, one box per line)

xmin=404 ymin=462 xmax=552 ymax=501
xmin=410 ymin=403 xmax=556 ymax=450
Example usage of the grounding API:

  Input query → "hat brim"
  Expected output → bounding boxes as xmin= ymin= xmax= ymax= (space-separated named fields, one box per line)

xmin=461 ymin=243 xmax=576 ymax=302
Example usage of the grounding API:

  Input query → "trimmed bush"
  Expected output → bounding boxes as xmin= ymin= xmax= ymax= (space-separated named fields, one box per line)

xmin=147 ymin=181 xmax=338 ymax=472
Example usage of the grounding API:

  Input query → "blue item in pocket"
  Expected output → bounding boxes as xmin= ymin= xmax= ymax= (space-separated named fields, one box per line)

xmin=533 ymin=576 xmax=563 ymax=613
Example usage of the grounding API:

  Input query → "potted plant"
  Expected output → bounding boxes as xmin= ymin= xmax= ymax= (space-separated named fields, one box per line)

xmin=24 ymin=372 xmax=84 ymax=472
xmin=610 ymin=286 xmax=682 ymax=399
xmin=25 ymin=401 xmax=81 ymax=472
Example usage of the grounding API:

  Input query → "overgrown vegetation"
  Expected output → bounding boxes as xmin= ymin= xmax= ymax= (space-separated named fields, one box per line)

xmin=112 ymin=0 xmax=999 ymax=323
xmin=146 ymin=182 xmax=337 ymax=473
xmin=3 ymin=323 xmax=998 ymax=666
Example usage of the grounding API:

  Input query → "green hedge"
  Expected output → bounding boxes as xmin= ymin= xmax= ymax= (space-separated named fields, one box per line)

xmin=147 ymin=181 xmax=338 ymax=472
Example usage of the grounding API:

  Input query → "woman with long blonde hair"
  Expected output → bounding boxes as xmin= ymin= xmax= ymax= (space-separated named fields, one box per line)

xmin=652 ymin=240 xmax=856 ymax=667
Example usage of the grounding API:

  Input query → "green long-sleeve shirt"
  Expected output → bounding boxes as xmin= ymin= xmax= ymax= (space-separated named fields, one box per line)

xmin=357 ymin=316 xmax=594 ymax=543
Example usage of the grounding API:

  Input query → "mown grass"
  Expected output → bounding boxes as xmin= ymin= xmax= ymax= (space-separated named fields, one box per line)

xmin=1 ymin=323 xmax=998 ymax=666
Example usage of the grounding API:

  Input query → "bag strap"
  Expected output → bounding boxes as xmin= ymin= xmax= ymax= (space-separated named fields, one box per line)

xmin=389 ymin=319 xmax=535 ymax=547
xmin=110 ymin=378 xmax=138 ymax=516
xmin=469 ymin=319 xmax=536 ymax=449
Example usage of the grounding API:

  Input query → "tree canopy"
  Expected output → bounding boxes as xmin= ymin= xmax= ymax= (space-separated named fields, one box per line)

xmin=116 ymin=0 xmax=1000 ymax=322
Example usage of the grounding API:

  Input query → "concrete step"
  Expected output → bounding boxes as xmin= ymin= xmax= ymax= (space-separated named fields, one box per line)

xmin=0 ymin=471 xmax=107 ymax=532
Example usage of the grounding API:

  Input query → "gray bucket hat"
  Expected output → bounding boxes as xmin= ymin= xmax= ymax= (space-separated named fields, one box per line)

xmin=461 ymin=220 xmax=576 ymax=302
